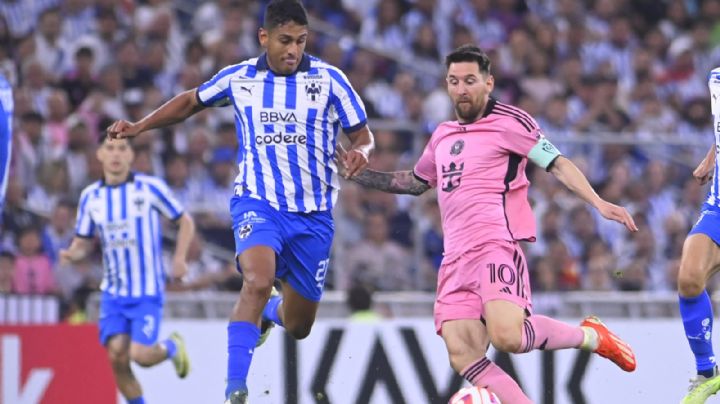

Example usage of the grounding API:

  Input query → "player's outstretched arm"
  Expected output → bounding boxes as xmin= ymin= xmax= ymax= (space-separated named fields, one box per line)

xmin=549 ymin=156 xmax=638 ymax=232
xmin=59 ymin=237 xmax=95 ymax=266
xmin=107 ymin=89 xmax=205 ymax=139
xmin=352 ymin=169 xmax=431 ymax=195
xmin=693 ymin=145 xmax=716 ymax=185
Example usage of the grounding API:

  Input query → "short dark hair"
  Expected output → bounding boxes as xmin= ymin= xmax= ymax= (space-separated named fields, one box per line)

xmin=75 ymin=46 xmax=94 ymax=59
xmin=98 ymin=132 xmax=132 ymax=147
xmin=0 ymin=251 xmax=15 ymax=261
xmin=21 ymin=111 xmax=44 ymax=124
xmin=347 ymin=284 xmax=373 ymax=312
xmin=264 ymin=0 xmax=308 ymax=30
xmin=445 ymin=44 xmax=491 ymax=75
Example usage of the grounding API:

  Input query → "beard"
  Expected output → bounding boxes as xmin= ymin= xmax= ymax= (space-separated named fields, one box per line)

xmin=454 ymin=100 xmax=484 ymax=123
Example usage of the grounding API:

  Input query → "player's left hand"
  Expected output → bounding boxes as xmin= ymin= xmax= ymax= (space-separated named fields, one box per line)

xmin=597 ymin=200 xmax=638 ymax=232
xmin=342 ymin=147 xmax=369 ymax=178
xmin=171 ymin=257 xmax=188 ymax=281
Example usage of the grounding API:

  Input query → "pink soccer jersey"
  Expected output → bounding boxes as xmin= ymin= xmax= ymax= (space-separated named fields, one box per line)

xmin=414 ymin=98 xmax=558 ymax=262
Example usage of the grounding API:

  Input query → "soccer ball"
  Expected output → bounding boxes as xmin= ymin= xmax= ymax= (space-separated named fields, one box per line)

xmin=449 ymin=386 xmax=502 ymax=404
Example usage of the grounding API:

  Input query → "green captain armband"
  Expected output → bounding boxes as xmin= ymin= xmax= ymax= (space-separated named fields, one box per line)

xmin=528 ymin=138 xmax=562 ymax=171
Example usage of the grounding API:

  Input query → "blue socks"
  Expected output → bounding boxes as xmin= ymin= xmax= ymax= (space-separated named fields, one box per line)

xmin=680 ymin=290 xmax=716 ymax=376
xmin=262 ymin=296 xmax=284 ymax=327
xmin=226 ymin=321 xmax=260 ymax=399
xmin=128 ymin=397 xmax=145 ymax=404
xmin=163 ymin=338 xmax=177 ymax=359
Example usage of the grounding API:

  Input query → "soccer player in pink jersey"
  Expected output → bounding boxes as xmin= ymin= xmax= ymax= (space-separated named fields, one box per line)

xmin=345 ymin=45 xmax=638 ymax=403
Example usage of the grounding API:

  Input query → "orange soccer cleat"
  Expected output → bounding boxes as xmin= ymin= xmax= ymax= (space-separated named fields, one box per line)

xmin=581 ymin=316 xmax=637 ymax=372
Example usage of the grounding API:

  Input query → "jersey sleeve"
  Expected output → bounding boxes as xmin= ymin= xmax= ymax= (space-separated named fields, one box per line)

xmin=413 ymin=137 xmax=437 ymax=188
xmin=145 ymin=178 xmax=185 ymax=220
xmin=75 ymin=190 xmax=95 ymax=238
xmin=327 ymin=67 xmax=368 ymax=133
xmin=710 ymin=68 xmax=720 ymax=115
xmin=501 ymin=114 xmax=562 ymax=171
xmin=196 ymin=64 xmax=245 ymax=107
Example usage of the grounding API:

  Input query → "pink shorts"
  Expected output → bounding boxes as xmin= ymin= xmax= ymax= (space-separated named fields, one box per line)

xmin=434 ymin=240 xmax=533 ymax=334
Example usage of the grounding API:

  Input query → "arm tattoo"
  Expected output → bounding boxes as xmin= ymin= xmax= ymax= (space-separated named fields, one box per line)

xmin=352 ymin=169 xmax=431 ymax=195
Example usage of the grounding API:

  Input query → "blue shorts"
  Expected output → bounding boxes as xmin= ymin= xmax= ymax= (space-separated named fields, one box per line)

xmin=689 ymin=204 xmax=720 ymax=246
xmin=230 ymin=195 xmax=334 ymax=302
xmin=98 ymin=296 xmax=163 ymax=346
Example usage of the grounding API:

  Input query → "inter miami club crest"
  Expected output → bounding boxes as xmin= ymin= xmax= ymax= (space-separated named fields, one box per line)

xmin=238 ymin=224 xmax=253 ymax=240
xmin=305 ymin=81 xmax=322 ymax=102
xmin=450 ymin=139 xmax=465 ymax=156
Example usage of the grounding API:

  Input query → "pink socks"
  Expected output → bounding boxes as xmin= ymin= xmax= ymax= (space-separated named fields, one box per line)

xmin=461 ymin=358 xmax=532 ymax=404
xmin=518 ymin=315 xmax=584 ymax=353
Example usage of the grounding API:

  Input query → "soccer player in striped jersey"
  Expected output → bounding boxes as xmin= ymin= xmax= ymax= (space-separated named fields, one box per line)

xmin=677 ymin=68 xmax=720 ymax=404
xmin=347 ymin=45 xmax=637 ymax=403
xmin=60 ymin=134 xmax=194 ymax=404
xmin=106 ymin=1 xmax=374 ymax=402
xmin=0 ymin=72 xmax=12 ymax=220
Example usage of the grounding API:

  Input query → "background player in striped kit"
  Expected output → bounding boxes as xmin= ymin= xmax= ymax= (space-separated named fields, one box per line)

xmin=60 ymin=134 xmax=194 ymax=404
xmin=0 ymin=71 xmax=12 ymax=220
xmin=677 ymin=68 xmax=720 ymax=404
xmin=106 ymin=1 xmax=374 ymax=402
xmin=346 ymin=45 xmax=638 ymax=403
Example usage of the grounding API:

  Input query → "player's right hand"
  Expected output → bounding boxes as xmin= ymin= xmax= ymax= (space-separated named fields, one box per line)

xmin=59 ymin=249 xmax=81 ymax=266
xmin=693 ymin=157 xmax=714 ymax=185
xmin=107 ymin=120 xmax=142 ymax=139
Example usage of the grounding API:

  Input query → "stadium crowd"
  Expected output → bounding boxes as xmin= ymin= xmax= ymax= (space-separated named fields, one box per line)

xmin=1 ymin=0 xmax=719 ymax=319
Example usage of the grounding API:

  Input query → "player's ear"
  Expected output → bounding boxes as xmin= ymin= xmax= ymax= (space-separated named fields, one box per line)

xmin=258 ymin=27 xmax=269 ymax=48
xmin=485 ymin=74 xmax=495 ymax=91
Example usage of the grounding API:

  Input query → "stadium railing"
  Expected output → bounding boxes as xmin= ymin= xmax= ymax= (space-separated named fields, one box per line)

xmin=73 ymin=290 xmax=689 ymax=321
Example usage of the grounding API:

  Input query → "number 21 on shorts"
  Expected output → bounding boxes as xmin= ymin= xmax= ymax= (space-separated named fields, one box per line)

xmin=315 ymin=259 xmax=330 ymax=289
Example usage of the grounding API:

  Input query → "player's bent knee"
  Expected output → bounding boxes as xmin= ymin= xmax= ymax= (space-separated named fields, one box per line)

xmin=129 ymin=346 xmax=154 ymax=367
xmin=285 ymin=321 xmax=313 ymax=340
xmin=241 ymin=271 xmax=275 ymax=294
xmin=108 ymin=349 xmax=131 ymax=369
xmin=488 ymin=329 xmax=522 ymax=353
xmin=678 ymin=272 xmax=706 ymax=297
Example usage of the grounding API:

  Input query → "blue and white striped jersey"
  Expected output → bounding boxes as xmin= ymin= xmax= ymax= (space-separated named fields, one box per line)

xmin=75 ymin=173 xmax=184 ymax=301
xmin=0 ymin=74 xmax=12 ymax=217
xmin=196 ymin=53 xmax=367 ymax=212
xmin=707 ymin=68 xmax=720 ymax=208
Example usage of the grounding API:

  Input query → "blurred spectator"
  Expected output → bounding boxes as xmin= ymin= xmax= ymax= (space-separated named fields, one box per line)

xmin=166 ymin=233 xmax=231 ymax=292
xmin=343 ymin=211 xmax=413 ymax=291
xmin=13 ymin=227 xmax=55 ymax=295
xmin=2 ymin=179 xmax=43 ymax=242
xmin=60 ymin=46 xmax=96 ymax=108
xmin=346 ymin=283 xmax=381 ymax=321
xmin=34 ymin=7 xmax=66 ymax=78
xmin=532 ymin=256 xmax=558 ymax=292
xmin=0 ymin=251 xmax=15 ymax=294
xmin=55 ymin=255 xmax=101 ymax=300
xmin=43 ymin=200 xmax=75 ymax=264
xmin=64 ymin=119 xmax=92 ymax=195
xmin=27 ymin=160 xmax=70 ymax=217
xmin=192 ymin=147 xmax=236 ymax=249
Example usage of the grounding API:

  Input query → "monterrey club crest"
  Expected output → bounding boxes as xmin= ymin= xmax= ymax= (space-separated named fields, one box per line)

xmin=238 ymin=224 xmax=253 ymax=240
xmin=450 ymin=139 xmax=465 ymax=156
xmin=305 ymin=81 xmax=322 ymax=102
